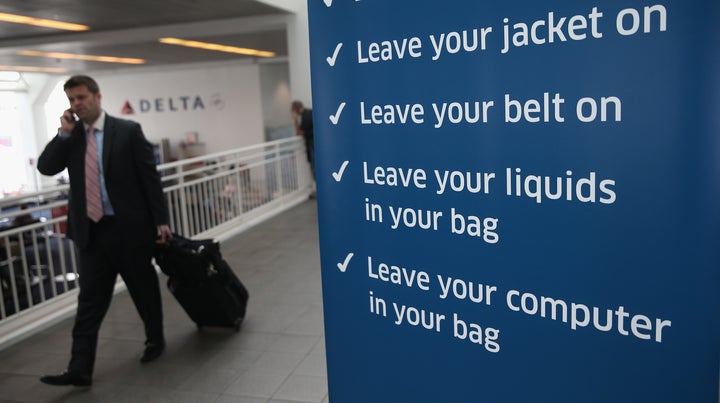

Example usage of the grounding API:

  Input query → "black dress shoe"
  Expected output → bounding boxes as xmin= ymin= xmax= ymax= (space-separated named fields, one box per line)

xmin=140 ymin=342 xmax=165 ymax=363
xmin=40 ymin=371 xmax=92 ymax=387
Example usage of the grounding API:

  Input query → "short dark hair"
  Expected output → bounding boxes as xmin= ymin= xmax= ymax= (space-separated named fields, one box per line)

xmin=64 ymin=75 xmax=100 ymax=94
xmin=291 ymin=100 xmax=303 ymax=112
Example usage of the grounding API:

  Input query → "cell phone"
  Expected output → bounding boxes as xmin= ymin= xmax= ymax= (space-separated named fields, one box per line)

xmin=64 ymin=111 xmax=76 ymax=123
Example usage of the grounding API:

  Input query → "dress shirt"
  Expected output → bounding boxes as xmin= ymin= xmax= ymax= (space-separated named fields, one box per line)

xmin=59 ymin=111 xmax=115 ymax=216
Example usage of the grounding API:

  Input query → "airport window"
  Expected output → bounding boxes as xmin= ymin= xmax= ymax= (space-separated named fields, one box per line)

xmin=44 ymin=80 xmax=69 ymax=143
xmin=0 ymin=91 xmax=26 ymax=196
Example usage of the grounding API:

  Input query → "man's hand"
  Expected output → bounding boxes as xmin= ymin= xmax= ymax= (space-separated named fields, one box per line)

xmin=156 ymin=225 xmax=172 ymax=244
xmin=59 ymin=109 xmax=76 ymax=135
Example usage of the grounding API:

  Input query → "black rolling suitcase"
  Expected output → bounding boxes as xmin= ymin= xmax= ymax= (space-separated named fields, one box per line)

xmin=154 ymin=234 xmax=249 ymax=331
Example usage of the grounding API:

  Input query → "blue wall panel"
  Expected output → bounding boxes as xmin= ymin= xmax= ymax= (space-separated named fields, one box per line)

xmin=309 ymin=1 xmax=720 ymax=402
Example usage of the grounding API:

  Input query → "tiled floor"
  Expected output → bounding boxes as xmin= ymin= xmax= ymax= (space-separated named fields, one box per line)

xmin=0 ymin=200 xmax=328 ymax=403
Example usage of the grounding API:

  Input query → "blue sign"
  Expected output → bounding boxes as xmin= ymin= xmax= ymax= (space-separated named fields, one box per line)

xmin=309 ymin=1 xmax=720 ymax=402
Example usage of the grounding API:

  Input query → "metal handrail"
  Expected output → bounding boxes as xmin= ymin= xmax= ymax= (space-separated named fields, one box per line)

xmin=0 ymin=136 xmax=312 ymax=348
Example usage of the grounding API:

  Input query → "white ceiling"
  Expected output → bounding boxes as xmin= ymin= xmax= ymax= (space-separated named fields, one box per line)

xmin=0 ymin=0 xmax=292 ymax=73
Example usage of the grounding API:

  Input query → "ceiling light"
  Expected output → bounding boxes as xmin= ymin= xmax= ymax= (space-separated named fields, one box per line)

xmin=0 ymin=12 xmax=89 ymax=31
xmin=18 ymin=50 xmax=145 ymax=65
xmin=0 ymin=65 xmax=67 ymax=73
xmin=159 ymin=37 xmax=276 ymax=58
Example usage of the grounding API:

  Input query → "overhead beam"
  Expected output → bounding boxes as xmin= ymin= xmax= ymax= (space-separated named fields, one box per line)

xmin=0 ymin=14 xmax=289 ymax=55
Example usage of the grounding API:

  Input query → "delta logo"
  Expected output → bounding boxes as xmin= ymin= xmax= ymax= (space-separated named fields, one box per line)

xmin=121 ymin=101 xmax=134 ymax=115
xmin=120 ymin=93 xmax=224 ymax=115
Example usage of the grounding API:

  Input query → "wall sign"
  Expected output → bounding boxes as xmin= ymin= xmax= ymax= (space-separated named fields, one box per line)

xmin=309 ymin=1 xmax=720 ymax=402
xmin=99 ymin=64 xmax=264 ymax=154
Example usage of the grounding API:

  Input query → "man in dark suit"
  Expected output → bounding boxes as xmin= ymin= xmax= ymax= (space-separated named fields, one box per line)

xmin=291 ymin=100 xmax=315 ymax=179
xmin=37 ymin=75 xmax=172 ymax=387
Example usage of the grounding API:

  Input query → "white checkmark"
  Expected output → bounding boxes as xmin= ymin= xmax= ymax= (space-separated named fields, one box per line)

xmin=324 ymin=0 xmax=333 ymax=7
xmin=329 ymin=102 xmax=346 ymax=125
xmin=332 ymin=160 xmax=349 ymax=182
xmin=326 ymin=43 xmax=343 ymax=66
xmin=337 ymin=252 xmax=354 ymax=272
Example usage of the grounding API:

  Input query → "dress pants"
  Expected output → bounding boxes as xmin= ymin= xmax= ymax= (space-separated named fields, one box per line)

xmin=68 ymin=216 xmax=164 ymax=375
xmin=304 ymin=136 xmax=315 ymax=178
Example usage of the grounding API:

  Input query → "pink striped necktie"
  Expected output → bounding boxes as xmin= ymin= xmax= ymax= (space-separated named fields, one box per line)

xmin=85 ymin=126 xmax=103 ymax=222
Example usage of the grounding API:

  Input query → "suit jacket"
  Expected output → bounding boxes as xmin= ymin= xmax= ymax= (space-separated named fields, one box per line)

xmin=38 ymin=114 xmax=168 ymax=249
xmin=299 ymin=109 xmax=313 ymax=142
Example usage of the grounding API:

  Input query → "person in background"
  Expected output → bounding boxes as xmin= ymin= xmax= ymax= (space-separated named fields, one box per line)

xmin=291 ymin=100 xmax=316 ymax=196
xmin=36 ymin=75 xmax=172 ymax=387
